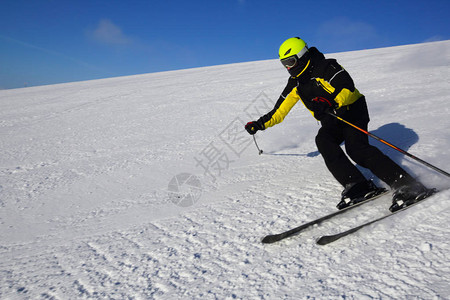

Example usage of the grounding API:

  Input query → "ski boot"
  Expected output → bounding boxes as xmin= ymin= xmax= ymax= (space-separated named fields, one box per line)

xmin=337 ymin=180 xmax=386 ymax=210
xmin=390 ymin=182 xmax=436 ymax=212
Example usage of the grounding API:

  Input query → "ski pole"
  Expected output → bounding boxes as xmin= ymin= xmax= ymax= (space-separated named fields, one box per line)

xmin=253 ymin=135 xmax=263 ymax=155
xmin=327 ymin=111 xmax=450 ymax=178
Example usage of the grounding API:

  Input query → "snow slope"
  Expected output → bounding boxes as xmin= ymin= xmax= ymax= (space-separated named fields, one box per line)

xmin=1 ymin=40 xmax=449 ymax=299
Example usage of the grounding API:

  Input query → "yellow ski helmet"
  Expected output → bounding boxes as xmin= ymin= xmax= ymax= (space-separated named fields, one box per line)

xmin=278 ymin=37 xmax=310 ymax=77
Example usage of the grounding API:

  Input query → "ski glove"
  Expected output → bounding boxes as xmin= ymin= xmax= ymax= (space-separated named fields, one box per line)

xmin=310 ymin=97 xmax=337 ymax=120
xmin=245 ymin=121 xmax=264 ymax=135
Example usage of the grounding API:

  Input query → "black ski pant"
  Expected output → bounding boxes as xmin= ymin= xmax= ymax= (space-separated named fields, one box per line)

xmin=315 ymin=97 xmax=414 ymax=189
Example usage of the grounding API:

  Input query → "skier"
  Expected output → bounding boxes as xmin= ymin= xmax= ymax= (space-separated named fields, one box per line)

xmin=245 ymin=37 xmax=430 ymax=212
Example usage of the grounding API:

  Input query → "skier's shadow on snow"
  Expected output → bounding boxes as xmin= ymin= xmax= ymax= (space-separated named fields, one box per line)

xmin=301 ymin=123 xmax=418 ymax=166
xmin=268 ymin=122 xmax=420 ymax=183
xmin=355 ymin=122 xmax=420 ymax=185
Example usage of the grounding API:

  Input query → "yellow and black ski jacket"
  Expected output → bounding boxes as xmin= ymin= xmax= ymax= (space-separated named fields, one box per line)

xmin=257 ymin=47 xmax=363 ymax=129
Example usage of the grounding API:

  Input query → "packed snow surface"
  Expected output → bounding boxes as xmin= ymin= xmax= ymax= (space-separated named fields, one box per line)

xmin=1 ymin=41 xmax=450 ymax=299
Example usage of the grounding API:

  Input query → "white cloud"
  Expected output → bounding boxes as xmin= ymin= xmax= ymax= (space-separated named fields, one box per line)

xmin=315 ymin=17 xmax=386 ymax=52
xmin=89 ymin=19 xmax=131 ymax=45
xmin=423 ymin=36 xmax=445 ymax=43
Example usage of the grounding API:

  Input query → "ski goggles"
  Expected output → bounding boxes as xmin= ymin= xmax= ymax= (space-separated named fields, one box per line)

xmin=280 ymin=47 xmax=309 ymax=69
xmin=280 ymin=56 xmax=298 ymax=69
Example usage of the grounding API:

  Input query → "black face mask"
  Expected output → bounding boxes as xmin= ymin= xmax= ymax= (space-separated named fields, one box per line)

xmin=295 ymin=68 xmax=313 ymax=84
xmin=287 ymin=51 xmax=311 ymax=78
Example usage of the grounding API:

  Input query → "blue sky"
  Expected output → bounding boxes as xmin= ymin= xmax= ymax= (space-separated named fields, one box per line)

xmin=1 ymin=0 xmax=449 ymax=89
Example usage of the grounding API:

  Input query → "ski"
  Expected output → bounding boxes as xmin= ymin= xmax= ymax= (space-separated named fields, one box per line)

xmin=316 ymin=189 xmax=438 ymax=245
xmin=261 ymin=190 xmax=389 ymax=244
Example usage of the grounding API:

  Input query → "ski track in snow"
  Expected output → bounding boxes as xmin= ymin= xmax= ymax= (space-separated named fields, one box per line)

xmin=1 ymin=41 xmax=450 ymax=299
